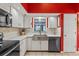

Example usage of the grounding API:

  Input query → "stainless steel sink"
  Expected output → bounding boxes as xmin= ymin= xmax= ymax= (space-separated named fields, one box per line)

xmin=33 ymin=35 xmax=48 ymax=40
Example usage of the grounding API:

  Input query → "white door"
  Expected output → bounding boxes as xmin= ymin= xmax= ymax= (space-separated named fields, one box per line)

xmin=64 ymin=14 xmax=77 ymax=52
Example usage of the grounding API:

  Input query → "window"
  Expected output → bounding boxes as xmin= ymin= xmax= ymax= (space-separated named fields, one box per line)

xmin=34 ymin=17 xmax=46 ymax=32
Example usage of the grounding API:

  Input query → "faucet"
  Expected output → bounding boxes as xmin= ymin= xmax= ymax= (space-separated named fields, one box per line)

xmin=38 ymin=26 xmax=42 ymax=36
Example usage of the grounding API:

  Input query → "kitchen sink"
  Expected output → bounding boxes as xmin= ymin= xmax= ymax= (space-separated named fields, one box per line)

xmin=33 ymin=35 xmax=48 ymax=40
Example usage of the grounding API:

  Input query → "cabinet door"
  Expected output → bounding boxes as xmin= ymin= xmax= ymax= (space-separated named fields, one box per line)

xmin=0 ymin=4 xmax=10 ymax=13
xmin=27 ymin=37 xmax=32 ymax=50
xmin=20 ymin=39 xmax=27 ymax=56
xmin=11 ymin=7 xmax=24 ymax=28
xmin=32 ymin=40 xmax=40 ymax=50
xmin=17 ymin=14 xmax=24 ymax=28
xmin=41 ymin=40 xmax=48 ymax=50
xmin=24 ymin=15 xmax=32 ymax=28
xmin=11 ymin=7 xmax=19 ymax=27
xmin=26 ymin=38 xmax=28 ymax=51
xmin=23 ymin=39 xmax=27 ymax=54
xmin=48 ymin=17 xmax=58 ymax=28
xmin=20 ymin=40 xmax=24 ymax=56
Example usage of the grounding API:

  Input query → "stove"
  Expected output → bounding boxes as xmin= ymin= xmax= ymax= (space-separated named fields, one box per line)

xmin=0 ymin=32 xmax=3 ymax=47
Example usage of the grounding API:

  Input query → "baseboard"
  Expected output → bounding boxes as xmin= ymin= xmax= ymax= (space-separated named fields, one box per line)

xmin=27 ymin=50 xmax=61 ymax=52
xmin=76 ymin=51 xmax=79 ymax=53
xmin=60 ymin=51 xmax=64 ymax=53
xmin=27 ymin=50 xmax=48 ymax=52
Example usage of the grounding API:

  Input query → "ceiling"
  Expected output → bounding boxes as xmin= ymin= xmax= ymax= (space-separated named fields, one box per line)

xmin=21 ymin=3 xmax=79 ymax=13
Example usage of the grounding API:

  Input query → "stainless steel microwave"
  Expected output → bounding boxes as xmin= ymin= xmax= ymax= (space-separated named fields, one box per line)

xmin=0 ymin=8 xmax=12 ymax=27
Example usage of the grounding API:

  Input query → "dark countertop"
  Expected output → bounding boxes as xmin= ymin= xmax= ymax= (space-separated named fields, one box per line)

xmin=0 ymin=40 xmax=19 ymax=56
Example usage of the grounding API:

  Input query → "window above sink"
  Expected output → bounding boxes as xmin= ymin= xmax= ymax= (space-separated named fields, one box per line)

xmin=34 ymin=17 xmax=46 ymax=32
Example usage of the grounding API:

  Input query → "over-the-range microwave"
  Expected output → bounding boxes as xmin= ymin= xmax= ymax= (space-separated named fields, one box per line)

xmin=0 ymin=8 xmax=12 ymax=27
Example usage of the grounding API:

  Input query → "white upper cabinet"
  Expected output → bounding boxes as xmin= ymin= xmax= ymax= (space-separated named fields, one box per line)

xmin=48 ymin=17 xmax=59 ymax=28
xmin=24 ymin=15 xmax=32 ymax=28
xmin=18 ymin=14 xmax=24 ymax=28
xmin=0 ymin=4 xmax=11 ymax=13
xmin=11 ymin=7 xmax=23 ymax=28
xmin=11 ymin=7 xmax=19 ymax=27
xmin=0 ymin=3 xmax=27 ymax=28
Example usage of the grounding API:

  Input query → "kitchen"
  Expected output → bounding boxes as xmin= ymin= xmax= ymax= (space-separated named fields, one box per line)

xmin=0 ymin=3 xmax=78 ymax=56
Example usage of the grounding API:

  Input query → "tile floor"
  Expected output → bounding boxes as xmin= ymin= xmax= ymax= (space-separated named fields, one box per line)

xmin=25 ymin=52 xmax=79 ymax=56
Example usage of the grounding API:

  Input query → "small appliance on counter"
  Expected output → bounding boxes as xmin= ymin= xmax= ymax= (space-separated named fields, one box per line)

xmin=0 ymin=32 xmax=3 ymax=47
xmin=19 ymin=28 xmax=26 ymax=35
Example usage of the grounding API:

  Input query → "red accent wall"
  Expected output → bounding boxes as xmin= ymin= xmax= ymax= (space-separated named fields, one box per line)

xmin=21 ymin=3 xmax=79 ymax=13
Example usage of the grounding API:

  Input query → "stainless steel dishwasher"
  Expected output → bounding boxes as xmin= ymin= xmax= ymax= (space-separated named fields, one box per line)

xmin=48 ymin=37 xmax=60 ymax=52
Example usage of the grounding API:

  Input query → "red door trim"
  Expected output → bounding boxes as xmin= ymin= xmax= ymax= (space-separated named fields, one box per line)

xmin=47 ymin=17 xmax=48 ymax=28
xmin=32 ymin=17 xmax=34 ymax=28
xmin=60 ymin=14 xmax=64 ymax=51
xmin=77 ymin=14 xmax=78 ymax=51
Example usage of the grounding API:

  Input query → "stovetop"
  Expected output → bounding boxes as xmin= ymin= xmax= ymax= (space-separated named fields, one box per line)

xmin=0 ymin=40 xmax=19 ymax=56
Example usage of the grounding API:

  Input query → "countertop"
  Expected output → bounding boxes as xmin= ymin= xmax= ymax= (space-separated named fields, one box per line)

xmin=4 ymin=35 xmax=27 ymax=41
xmin=12 ymin=33 xmax=61 ymax=40
xmin=26 ymin=33 xmax=61 ymax=37
xmin=4 ymin=33 xmax=60 ymax=41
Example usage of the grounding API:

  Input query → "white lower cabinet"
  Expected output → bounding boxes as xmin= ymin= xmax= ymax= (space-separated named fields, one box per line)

xmin=20 ymin=38 xmax=27 ymax=56
xmin=20 ymin=40 xmax=24 ymax=56
xmin=31 ymin=40 xmax=48 ymax=51
xmin=27 ymin=37 xmax=32 ymax=50
xmin=41 ymin=40 xmax=48 ymax=50
xmin=27 ymin=37 xmax=48 ymax=51
xmin=32 ymin=40 xmax=40 ymax=50
xmin=26 ymin=38 xmax=28 ymax=51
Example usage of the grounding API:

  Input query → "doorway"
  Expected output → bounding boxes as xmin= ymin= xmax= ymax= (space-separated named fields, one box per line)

xmin=64 ymin=14 xmax=77 ymax=52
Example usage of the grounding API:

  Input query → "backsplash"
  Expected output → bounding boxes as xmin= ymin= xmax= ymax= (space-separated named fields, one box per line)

xmin=26 ymin=27 xmax=61 ymax=36
xmin=0 ymin=28 xmax=19 ymax=40
xmin=47 ymin=27 xmax=61 ymax=35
